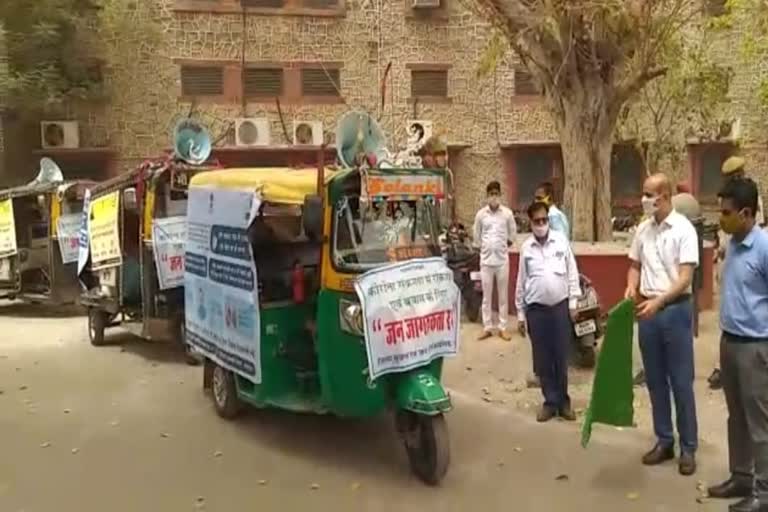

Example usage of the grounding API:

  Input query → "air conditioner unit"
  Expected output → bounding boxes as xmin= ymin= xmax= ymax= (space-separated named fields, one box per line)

xmin=406 ymin=120 xmax=433 ymax=148
xmin=293 ymin=120 xmax=324 ymax=145
xmin=412 ymin=0 xmax=441 ymax=7
xmin=40 ymin=121 xmax=80 ymax=149
xmin=235 ymin=118 xmax=270 ymax=147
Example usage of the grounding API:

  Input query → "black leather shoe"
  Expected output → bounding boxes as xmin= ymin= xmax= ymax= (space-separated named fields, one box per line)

xmin=642 ymin=443 xmax=675 ymax=465
xmin=559 ymin=405 xmax=577 ymax=422
xmin=708 ymin=477 xmax=753 ymax=499
xmin=709 ymin=368 xmax=723 ymax=390
xmin=678 ymin=452 xmax=696 ymax=476
xmin=729 ymin=497 xmax=761 ymax=512
xmin=537 ymin=406 xmax=557 ymax=422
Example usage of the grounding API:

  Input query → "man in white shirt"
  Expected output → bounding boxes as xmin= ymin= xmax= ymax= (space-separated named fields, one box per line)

xmin=515 ymin=201 xmax=580 ymax=422
xmin=625 ymin=173 xmax=699 ymax=476
xmin=473 ymin=180 xmax=518 ymax=340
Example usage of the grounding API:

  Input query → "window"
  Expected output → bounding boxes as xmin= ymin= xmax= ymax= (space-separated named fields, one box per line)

xmin=514 ymin=67 xmax=539 ymax=96
xmin=180 ymin=65 xmax=224 ymax=96
xmin=704 ymin=0 xmax=727 ymax=16
xmin=301 ymin=68 xmax=340 ymax=97
xmin=410 ymin=69 xmax=449 ymax=99
xmin=611 ymin=145 xmax=644 ymax=206
xmin=693 ymin=143 xmax=734 ymax=202
xmin=244 ymin=67 xmax=283 ymax=97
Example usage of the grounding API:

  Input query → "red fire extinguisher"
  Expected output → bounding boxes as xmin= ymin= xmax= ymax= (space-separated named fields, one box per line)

xmin=292 ymin=260 xmax=305 ymax=304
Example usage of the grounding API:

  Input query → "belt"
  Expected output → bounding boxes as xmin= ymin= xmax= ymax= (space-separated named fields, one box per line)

xmin=723 ymin=331 xmax=768 ymax=344
xmin=641 ymin=294 xmax=691 ymax=309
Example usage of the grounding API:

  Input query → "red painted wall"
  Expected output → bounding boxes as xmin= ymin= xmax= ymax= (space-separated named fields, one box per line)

xmin=504 ymin=246 xmax=715 ymax=314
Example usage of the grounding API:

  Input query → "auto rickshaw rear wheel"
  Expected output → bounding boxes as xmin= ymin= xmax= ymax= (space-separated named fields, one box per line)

xmin=211 ymin=364 xmax=243 ymax=419
xmin=88 ymin=308 xmax=107 ymax=347
xmin=399 ymin=411 xmax=450 ymax=485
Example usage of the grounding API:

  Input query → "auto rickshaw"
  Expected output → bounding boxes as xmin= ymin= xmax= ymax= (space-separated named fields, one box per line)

xmin=189 ymin=163 xmax=458 ymax=485
xmin=80 ymin=159 xmax=211 ymax=363
xmin=0 ymin=177 xmax=93 ymax=306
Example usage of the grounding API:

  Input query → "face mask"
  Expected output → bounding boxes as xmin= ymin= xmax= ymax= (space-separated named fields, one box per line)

xmin=532 ymin=223 xmax=549 ymax=238
xmin=641 ymin=195 xmax=659 ymax=216
xmin=719 ymin=211 xmax=746 ymax=234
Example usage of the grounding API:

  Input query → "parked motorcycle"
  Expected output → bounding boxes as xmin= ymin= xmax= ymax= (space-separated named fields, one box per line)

xmin=571 ymin=274 xmax=602 ymax=369
xmin=440 ymin=223 xmax=482 ymax=323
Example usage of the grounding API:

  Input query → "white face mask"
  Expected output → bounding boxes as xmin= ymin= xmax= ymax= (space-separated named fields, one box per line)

xmin=641 ymin=195 xmax=659 ymax=216
xmin=532 ymin=223 xmax=549 ymax=238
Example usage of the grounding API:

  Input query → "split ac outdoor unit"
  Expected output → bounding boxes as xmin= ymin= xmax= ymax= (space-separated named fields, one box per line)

xmin=235 ymin=118 xmax=271 ymax=146
xmin=293 ymin=120 xmax=324 ymax=145
xmin=406 ymin=119 xmax=433 ymax=148
xmin=412 ymin=0 xmax=441 ymax=7
xmin=40 ymin=121 xmax=80 ymax=149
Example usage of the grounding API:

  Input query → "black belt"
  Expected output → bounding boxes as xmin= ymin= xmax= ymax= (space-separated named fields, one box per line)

xmin=723 ymin=331 xmax=768 ymax=344
xmin=641 ymin=294 xmax=691 ymax=309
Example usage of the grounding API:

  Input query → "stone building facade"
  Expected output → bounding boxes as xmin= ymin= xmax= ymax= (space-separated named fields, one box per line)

xmin=3 ymin=0 xmax=767 ymax=226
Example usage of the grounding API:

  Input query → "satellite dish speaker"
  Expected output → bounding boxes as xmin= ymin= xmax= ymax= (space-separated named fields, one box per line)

xmin=173 ymin=118 xmax=212 ymax=165
xmin=335 ymin=111 xmax=387 ymax=168
xmin=29 ymin=157 xmax=64 ymax=185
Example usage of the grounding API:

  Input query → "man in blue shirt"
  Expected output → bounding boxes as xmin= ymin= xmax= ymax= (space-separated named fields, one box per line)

xmin=535 ymin=182 xmax=570 ymax=241
xmin=707 ymin=177 xmax=768 ymax=512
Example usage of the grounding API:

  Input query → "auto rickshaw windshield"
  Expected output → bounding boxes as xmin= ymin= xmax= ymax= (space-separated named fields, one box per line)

xmin=333 ymin=196 xmax=441 ymax=271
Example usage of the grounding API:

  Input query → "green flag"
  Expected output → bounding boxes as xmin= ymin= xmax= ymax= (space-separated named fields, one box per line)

xmin=581 ymin=299 xmax=635 ymax=447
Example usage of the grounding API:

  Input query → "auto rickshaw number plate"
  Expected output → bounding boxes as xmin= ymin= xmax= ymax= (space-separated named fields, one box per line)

xmin=99 ymin=267 xmax=117 ymax=287
xmin=0 ymin=258 xmax=10 ymax=280
xmin=574 ymin=319 xmax=597 ymax=336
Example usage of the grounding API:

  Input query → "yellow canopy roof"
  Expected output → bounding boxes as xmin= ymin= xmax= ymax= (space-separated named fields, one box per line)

xmin=189 ymin=167 xmax=336 ymax=205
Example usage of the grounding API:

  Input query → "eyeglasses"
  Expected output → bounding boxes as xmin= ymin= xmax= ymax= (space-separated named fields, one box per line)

xmin=531 ymin=217 xmax=548 ymax=226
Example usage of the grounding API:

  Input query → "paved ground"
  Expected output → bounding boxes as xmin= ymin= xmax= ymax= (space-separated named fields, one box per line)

xmin=0 ymin=301 xmax=731 ymax=512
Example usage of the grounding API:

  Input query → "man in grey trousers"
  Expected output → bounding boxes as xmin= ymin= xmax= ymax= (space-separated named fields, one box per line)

xmin=707 ymin=177 xmax=768 ymax=512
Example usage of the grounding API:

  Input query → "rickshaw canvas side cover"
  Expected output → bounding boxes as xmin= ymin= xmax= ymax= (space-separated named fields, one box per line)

xmin=184 ymin=184 xmax=262 ymax=384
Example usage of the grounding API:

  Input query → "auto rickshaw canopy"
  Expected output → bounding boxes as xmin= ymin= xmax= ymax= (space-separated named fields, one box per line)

xmin=189 ymin=167 xmax=340 ymax=204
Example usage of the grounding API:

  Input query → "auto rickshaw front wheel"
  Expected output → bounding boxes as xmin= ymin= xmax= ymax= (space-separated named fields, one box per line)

xmin=211 ymin=364 xmax=243 ymax=419
xmin=398 ymin=411 xmax=450 ymax=486
xmin=88 ymin=308 xmax=107 ymax=347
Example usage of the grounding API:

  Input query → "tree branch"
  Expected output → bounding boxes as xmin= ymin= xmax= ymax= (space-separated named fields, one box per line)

xmin=616 ymin=66 xmax=668 ymax=106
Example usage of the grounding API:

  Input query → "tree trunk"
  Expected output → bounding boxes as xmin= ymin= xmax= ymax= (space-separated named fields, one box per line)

xmin=558 ymin=102 xmax=615 ymax=242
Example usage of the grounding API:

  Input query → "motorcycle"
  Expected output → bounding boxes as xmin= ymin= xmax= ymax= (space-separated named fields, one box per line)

xmin=440 ymin=223 xmax=482 ymax=323
xmin=571 ymin=274 xmax=602 ymax=369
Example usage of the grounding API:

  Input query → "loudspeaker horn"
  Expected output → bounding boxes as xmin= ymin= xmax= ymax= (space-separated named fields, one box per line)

xmin=173 ymin=118 xmax=212 ymax=165
xmin=335 ymin=111 xmax=388 ymax=168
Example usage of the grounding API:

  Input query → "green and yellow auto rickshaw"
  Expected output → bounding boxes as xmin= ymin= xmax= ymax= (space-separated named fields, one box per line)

xmin=0 ymin=179 xmax=93 ymax=305
xmin=188 ymin=164 xmax=459 ymax=484
xmin=80 ymin=159 xmax=211 ymax=362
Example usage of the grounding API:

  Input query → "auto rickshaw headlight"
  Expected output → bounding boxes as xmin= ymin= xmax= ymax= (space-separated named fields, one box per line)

xmin=339 ymin=299 xmax=364 ymax=336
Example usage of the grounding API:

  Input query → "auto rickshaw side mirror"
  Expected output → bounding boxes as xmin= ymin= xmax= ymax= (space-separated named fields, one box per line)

xmin=302 ymin=195 xmax=323 ymax=241
xmin=123 ymin=188 xmax=139 ymax=212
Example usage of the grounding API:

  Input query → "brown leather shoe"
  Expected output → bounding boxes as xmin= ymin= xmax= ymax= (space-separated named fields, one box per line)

xmin=708 ymin=477 xmax=753 ymax=499
xmin=641 ymin=443 xmax=675 ymax=465
xmin=537 ymin=406 xmax=557 ymax=422
xmin=559 ymin=405 xmax=577 ymax=421
xmin=679 ymin=452 xmax=696 ymax=476
xmin=499 ymin=330 xmax=512 ymax=341
xmin=477 ymin=330 xmax=494 ymax=341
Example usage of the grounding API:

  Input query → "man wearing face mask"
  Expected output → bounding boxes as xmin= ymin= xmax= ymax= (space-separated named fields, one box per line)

xmin=707 ymin=178 xmax=768 ymax=512
xmin=534 ymin=182 xmax=570 ymax=241
xmin=515 ymin=201 xmax=580 ymax=421
xmin=625 ymin=173 xmax=699 ymax=476
xmin=473 ymin=181 xmax=518 ymax=340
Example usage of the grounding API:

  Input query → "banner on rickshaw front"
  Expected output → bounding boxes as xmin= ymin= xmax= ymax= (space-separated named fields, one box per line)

xmin=152 ymin=216 xmax=186 ymax=290
xmin=184 ymin=187 xmax=262 ymax=384
xmin=88 ymin=191 xmax=121 ymax=270
xmin=0 ymin=198 xmax=17 ymax=258
xmin=57 ymin=213 xmax=82 ymax=264
xmin=354 ymin=257 xmax=461 ymax=380
xmin=77 ymin=189 xmax=91 ymax=276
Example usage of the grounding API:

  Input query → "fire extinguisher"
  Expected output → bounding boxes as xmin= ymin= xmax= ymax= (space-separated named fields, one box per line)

xmin=292 ymin=260 xmax=305 ymax=304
